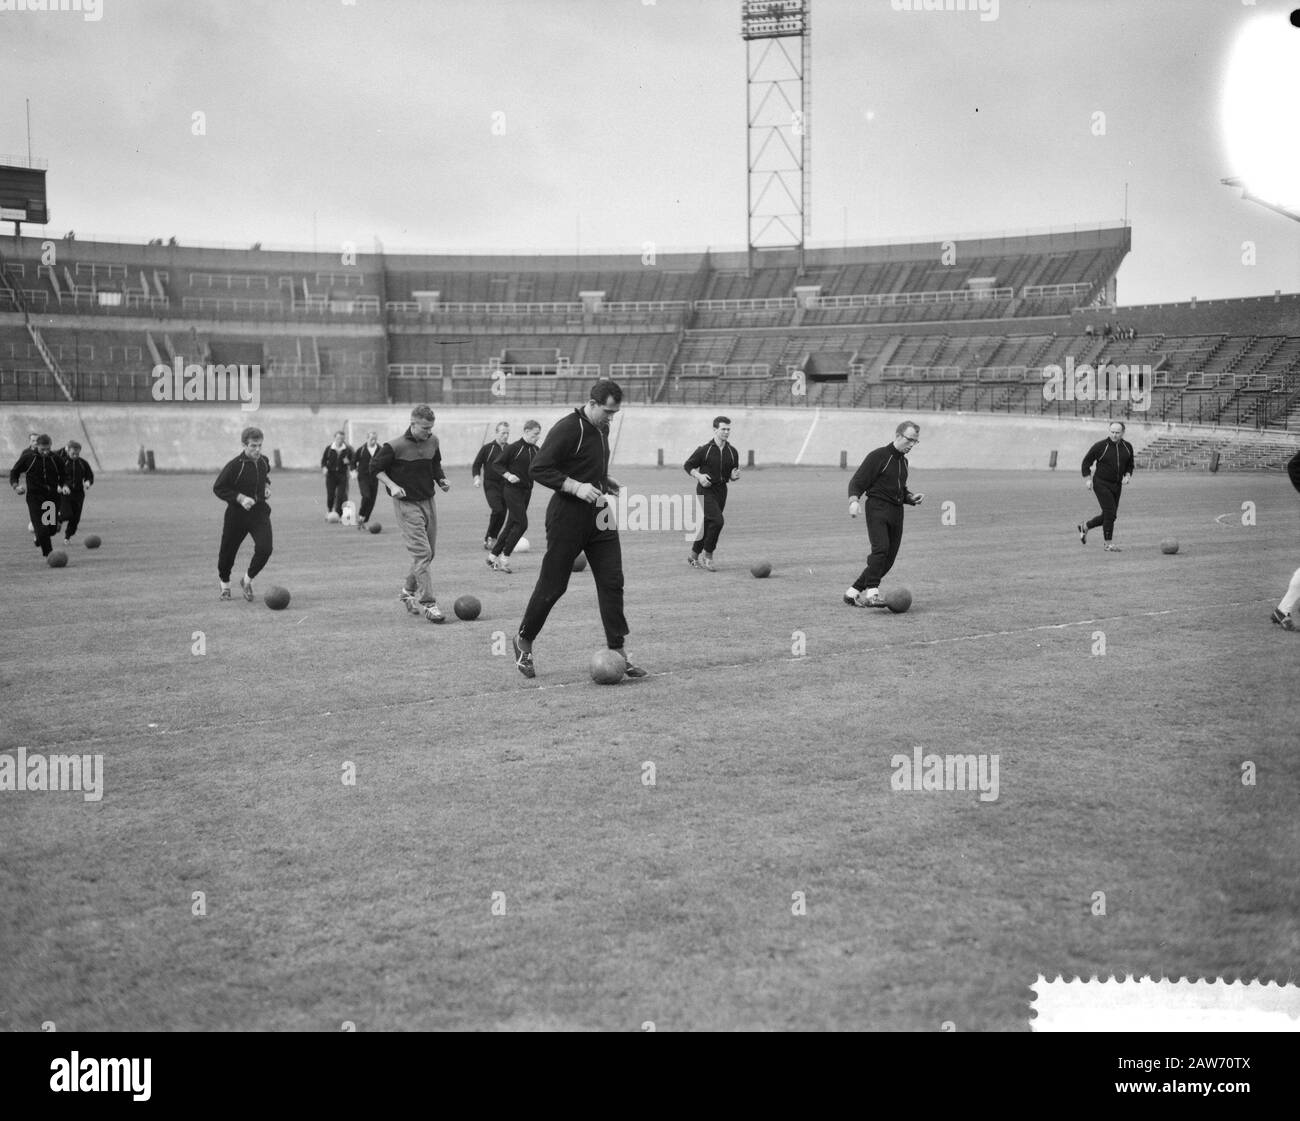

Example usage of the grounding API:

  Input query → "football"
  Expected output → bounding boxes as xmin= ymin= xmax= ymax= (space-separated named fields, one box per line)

xmin=326 ymin=512 xmax=341 ymax=523
xmin=1160 ymin=538 xmax=1179 ymax=554
xmin=85 ymin=535 xmax=102 ymax=548
xmin=368 ymin=522 xmax=383 ymax=534
xmin=573 ymin=553 xmax=588 ymax=572
xmin=47 ymin=550 xmax=68 ymax=568
xmin=264 ymin=586 xmax=291 ymax=610
xmin=454 ymin=594 xmax=482 ymax=621
xmin=750 ymin=561 xmax=772 ymax=578
xmin=590 ymin=648 xmax=626 ymax=684
xmin=884 ymin=587 xmax=913 ymax=613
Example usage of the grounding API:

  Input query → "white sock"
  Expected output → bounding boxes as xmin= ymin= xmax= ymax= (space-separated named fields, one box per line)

xmin=1280 ymin=568 xmax=1300 ymax=615
xmin=845 ymin=586 xmax=859 ymax=598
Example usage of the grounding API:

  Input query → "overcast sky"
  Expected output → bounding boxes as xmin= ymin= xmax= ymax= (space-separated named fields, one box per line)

xmin=1 ymin=0 xmax=1297 ymax=305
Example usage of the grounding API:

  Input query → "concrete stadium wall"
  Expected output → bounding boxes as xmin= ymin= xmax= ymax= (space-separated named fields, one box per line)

xmin=5 ymin=403 xmax=1296 ymax=473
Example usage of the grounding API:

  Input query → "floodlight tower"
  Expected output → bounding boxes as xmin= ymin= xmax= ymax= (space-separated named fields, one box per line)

xmin=741 ymin=0 xmax=810 ymax=273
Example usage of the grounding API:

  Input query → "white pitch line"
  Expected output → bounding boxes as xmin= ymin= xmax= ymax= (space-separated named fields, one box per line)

xmin=12 ymin=600 xmax=1272 ymax=750
xmin=794 ymin=406 xmax=821 ymax=466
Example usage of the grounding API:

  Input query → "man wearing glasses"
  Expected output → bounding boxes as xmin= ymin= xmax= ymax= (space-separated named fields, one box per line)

xmin=1079 ymin=420 xmax=1135 ymax=553
xmin=844 ymin=421 xmax=925 ymax=608
xmin=512 ymin=380 xmax=649 ymax=680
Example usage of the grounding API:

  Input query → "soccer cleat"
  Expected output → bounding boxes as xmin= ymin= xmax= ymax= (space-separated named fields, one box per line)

xmin=700 ymin=554 xmax=716 ymax=572
xmin=1271 ymin=608 xmax=1297 ymax=631
xmin=240 ymin=575 xmax=255 ymax=601
xmin=422 ymin=599 xmax=445 ymax=624
xmin=622 ymin=657 xmax=648 ymax=679
xmin=357 ymin=520 xmax=367 ymax=532
xmin=512 ymin=634 xmax=535 ymax=678
xmin=399 ymin=590 xmax=422 ymax=615
xmin=495 ymin=558 xmax=512 ymax=574
xmin=843 ymin=588 xmax=862 ymax=606
xmin=687 ymin=552 xmax=700 ymax=568
xmin=219 ymin=586 xmax=232 ymax=601
xmin=1078 ymin=522 xmax=1087 ymax=545
xmin=1104 ymin=543 xmax=1122 ymax=552
xmin=486 ymin=555 xmax=498 ymax=569
xmin=863 ymin=590 xmax=887 ymax=608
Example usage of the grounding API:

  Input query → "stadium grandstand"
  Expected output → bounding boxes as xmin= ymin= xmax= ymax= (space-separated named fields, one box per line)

xmin=3 ymin=222 xmax=1298 ymax=468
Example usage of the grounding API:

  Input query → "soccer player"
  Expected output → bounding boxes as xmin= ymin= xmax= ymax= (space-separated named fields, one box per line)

xmin=1270 ymin=448 xmax=1300 ymax=631
xmin=372 ymin=405 xmax=451 ymax=623
xmin=57 ymin=440 xmax=95 ymax=544
xmin=472 ymin=421 xmax=511 ymax=550
xmin=488 ymin=419 xmax=543 ymax=573
xmin=511 ymin=380 xmax=648 ymax=679
xmin=10 ymin=434 xmax=67 ymax=558
xmin=354 ymin=429 xmax=381 ymax=531
xmin=213 ymin=426 xmax=273 ymax=601
xmin=321 ymin=430 xmax=353 ymax=521
xmin=844 ymin=420 xmax=925 ymax=608
xmin=1078 ymin=420 xmax=1135 ymax=552
xmin=24 ymin=431 xmax=38 ymax=536
xmin=684 ymin=415 xmax=741 ymax=572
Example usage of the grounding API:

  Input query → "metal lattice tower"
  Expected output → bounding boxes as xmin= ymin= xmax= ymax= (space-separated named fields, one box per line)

xmin=742 ymin=0 xmax=810 ymax=271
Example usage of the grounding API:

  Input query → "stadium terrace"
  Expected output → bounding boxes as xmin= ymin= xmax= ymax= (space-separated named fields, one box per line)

xmin=889 ymin=0 xmax=998 ymax=22
xmin=0 ymin=0 xmax=103 ymax=21
xmin=150 ymin=358 xmax=261 ymax=412
xmin=1042 ymin=357 xmax=1152 ymax=412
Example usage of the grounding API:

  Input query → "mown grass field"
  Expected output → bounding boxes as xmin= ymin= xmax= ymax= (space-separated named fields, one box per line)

xmin=2 ymin=465 xmax=1297 ymax=1031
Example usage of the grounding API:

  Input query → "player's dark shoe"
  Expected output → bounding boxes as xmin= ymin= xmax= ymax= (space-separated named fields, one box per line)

xmin=495 ymin=558 xmax=512 ymax=573
xmin=421 ymin=599 xmax=445 ymax=623
xmin=686 ymin=552 xmax=700 ymax=568
xmin=622 ymin=657 xmax=648 ymax=679
xmin=486 ymin=555 xmax=497 ymax=569
xmin=1077 ymin=522 xmax=1087 ymax=545
xmin=700 ymin=554 xmax=716 ymax=572
xmin=399 ymin=590 xmax=422 ymax=615
xmin=219 ymin=586 xmax=232 ymax=601
xmin=843 ymin=587 xmax=864 ymax=607
xmin=240 ymin=575 xmax=255 ymax=602
xmin=512 ymin=634 xmax=535 ymax=679
xmin=863 ymin=591 xmax=888 ymax=608
xmin=1271 ymin=607 xmax=1297 ymax=631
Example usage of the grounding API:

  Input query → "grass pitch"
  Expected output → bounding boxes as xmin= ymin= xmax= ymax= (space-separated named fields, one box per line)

xmin=2 ymin=466 xmax=1297 ymax=1031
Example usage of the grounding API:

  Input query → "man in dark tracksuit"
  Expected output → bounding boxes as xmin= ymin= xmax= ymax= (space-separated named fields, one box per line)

xmin=1270 ymin=449 xmax=1300 ymax=630
xmin=9 ymin=434 xmax=67 ymax=557
xmin=1079 ymin=420 xmax=1135 ymax=551
xmin=488 ymin=420 xmax=542 ymax=573
xmin=844 ymin=420 xmax=925 ymax=608
xmin=371 ymin=405 xmax=451 ymax=623
xmin=684 ymin=415 xmax=741 ymax=572
xmin=472 ymin=422 xmax=511 ymax=550
xmin=321 ymin=431 xmax=353 ymax=520
xmin=354 ymin=430 xmax=382 ymax=530
xmin=213 ymin=426 xmax=273 ymax=601
xmin=57 ymin=440 xmax=95 ymax=544
xmin=512 ymin=380 xmax=648 ymax=680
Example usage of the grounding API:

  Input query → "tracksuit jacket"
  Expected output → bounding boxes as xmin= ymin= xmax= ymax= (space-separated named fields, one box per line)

xmin=370 ymin=429 xmax=447 ymax=501
xmin=848 ymin=443 xmax=919 ymax=506
xmin=213 ymin=453 xmax=271 ymax=509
